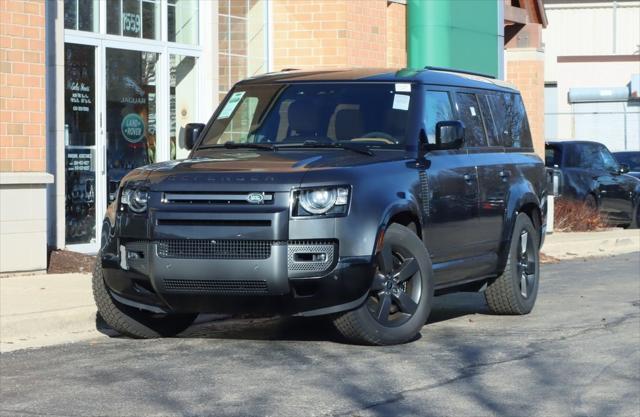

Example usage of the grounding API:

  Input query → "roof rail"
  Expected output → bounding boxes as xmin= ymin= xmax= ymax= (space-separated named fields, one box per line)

xmin=424 ymin=66 xmax=495 ymax=79
xmin=280 ymin=68 xmax=300 ymax=72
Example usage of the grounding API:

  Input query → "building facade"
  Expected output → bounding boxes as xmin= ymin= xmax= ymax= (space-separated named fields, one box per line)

xmin=1 ymin=0 xmax=546 ymax=273
xmin=542 ymin=0 xmax=640 ymax=150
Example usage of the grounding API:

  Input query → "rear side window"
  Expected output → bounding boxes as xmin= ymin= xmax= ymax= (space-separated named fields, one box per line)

xmin=477 ymin=95 xmax=500 ymax=146
xmin=456 ymin=92 xmax=487 ymax=147
xmin=488 ymin=93 xmax=533 ymax=149
xmin=424 ymin=91 xmax=454 ymax=144
xmin=545 ymin=145 xmax=562 ymax=167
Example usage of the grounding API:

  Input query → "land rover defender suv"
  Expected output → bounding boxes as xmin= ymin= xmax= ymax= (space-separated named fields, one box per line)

xmin=94 ymin=68 xmax=547 ymax=345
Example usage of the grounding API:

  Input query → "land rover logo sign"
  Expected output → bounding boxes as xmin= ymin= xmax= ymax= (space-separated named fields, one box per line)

xmin=247 ymin=193 xmax=264 ymax=204
xmin=121 ymin=113 xmax=145 ymax=143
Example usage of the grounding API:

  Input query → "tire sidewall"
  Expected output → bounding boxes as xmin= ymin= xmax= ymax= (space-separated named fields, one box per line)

xmin=352 ymin=223 xmax=434 ymax=344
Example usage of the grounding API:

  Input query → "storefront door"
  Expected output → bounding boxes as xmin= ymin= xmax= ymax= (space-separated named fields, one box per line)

xmin=105 ymin=48 xmax=159 ymax=205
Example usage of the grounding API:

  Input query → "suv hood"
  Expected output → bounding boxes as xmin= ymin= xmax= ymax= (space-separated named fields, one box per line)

xmin=127 ymin=149 xmax=406 ymax=192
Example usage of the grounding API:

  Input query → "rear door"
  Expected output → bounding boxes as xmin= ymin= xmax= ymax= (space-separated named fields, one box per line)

xmin=462 ymin=91 xmax=513 ymax=256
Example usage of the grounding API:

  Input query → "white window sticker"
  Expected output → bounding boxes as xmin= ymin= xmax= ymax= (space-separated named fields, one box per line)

xmin=470 ymin=106 xmax=476 ymax=117
xmin=218 ymin=91 xmax=245 ymax=119
xmin=392 ymin=94 xmax=410 ymax=111
xmin=395 ymin=83 xmax=411 ymax=93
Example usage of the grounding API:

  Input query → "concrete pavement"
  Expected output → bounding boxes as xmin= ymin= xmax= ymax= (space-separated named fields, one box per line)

xmin=0 ymin=253 xmax=638 ymax=417
xmin=0 ymin=228 xmax=638 ymax=353
xmin=542 ymin=228 xmax=640 ymax=260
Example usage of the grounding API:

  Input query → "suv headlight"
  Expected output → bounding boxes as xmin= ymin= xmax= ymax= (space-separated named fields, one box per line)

xmin=120 ymin=186 xmax=149 ymax=213
xmin=292 ymin=186 xmax=350 ymax=217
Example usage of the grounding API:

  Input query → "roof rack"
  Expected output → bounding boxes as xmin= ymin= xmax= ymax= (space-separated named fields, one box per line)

xmin=424 ymin=66 xmax=495 ymax=79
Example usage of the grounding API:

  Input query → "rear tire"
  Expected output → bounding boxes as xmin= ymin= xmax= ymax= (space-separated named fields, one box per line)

xmin=485 ymin=213 xmax=540 ymax=315
xmin=333 ymin=223 xmax=433 ymax=345
xmin=92 ymin=257 xmax=197 ymax=338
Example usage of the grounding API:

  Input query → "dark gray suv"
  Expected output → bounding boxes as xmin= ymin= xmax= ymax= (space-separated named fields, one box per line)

xmin=94 ymin=68 xmax=547 ymax=345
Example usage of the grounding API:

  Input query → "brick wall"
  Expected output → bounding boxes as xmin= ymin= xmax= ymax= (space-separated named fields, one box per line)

xmin=386 ymin=1 xmax=406 ymax=68
xmin=273 ymin=0 xmax=406 ymax=70
xmin=506 ymin=50 xmax=545 ymax=156
xmin=0 ymin=0 xmax=46 ymax=172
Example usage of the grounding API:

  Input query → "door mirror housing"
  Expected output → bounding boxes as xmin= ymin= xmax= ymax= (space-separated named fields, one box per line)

xmin=434 ymin=120 xmax=465 ymax=150
xmin=184 ymin=123 xmax=205 ymax=150
xmin=619 ymin=163 xmax=630 ymax=174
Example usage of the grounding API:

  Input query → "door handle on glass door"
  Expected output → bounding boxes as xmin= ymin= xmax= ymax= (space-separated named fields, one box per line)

xmin=499 ymin=170 xmax=511 ymax=178
xmin=463 ymin=173 xmax=474 ymax=183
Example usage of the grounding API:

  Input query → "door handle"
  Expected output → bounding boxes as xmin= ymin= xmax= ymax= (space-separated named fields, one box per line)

xmin=499 ymin=170 xmax=511 ymax=179
xmin=463 ymin=173 xmax=475 ymax=183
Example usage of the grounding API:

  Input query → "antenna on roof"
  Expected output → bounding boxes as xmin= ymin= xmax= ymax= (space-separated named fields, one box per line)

xmin=424 ymin=66 xmax=495 ymax=79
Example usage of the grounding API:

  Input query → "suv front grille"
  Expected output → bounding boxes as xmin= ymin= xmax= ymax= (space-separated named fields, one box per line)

xmin=156 ymin=240 xmax=278 ymax=260
xmin=163 ymin=279 xmax=268 ymax=294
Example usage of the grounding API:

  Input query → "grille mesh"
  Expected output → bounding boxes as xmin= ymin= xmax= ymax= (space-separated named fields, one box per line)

xmin=287 ymin=240 xmax=336 ymax=273
xmin=163 ymin=279 xmax=268 ymax=294
xmin=156 ymin=240 xmax=275 ymax=260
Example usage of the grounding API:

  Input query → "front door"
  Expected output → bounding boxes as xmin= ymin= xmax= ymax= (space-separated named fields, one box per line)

xmin=420 ymin=90 xmax=480 ymax=284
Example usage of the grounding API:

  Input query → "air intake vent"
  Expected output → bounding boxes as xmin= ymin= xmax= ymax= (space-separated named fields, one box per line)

xmin=156 ymin=240 xmax=278 ymax=260
xmin=163 ymin=279 xmax=268 ymax=294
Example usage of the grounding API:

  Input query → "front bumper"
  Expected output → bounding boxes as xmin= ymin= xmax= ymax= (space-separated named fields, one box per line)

xmin=102 ymin=240 xmax=375 ymax=317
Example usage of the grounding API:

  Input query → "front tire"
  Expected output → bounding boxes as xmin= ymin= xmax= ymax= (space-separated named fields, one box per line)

xmin=333 ymin=223 xmax=433 ymax=345
xmin=485 ymin=213 xmax=540 ymax=315
xmin=93 ymin=258 xmax=197 ymax=338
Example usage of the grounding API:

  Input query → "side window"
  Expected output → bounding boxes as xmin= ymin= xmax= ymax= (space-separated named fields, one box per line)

xmin=456 ymin=92 xmax=487 ymax=147
xmin=545 ymin=145 xmax=562 ymax=167
xmin=488 ymin=93 xmax=533 ymax=149
xmin=478 ymin=94 xmax=500 ymax=146
xmin=599 ymin=145 xmax=619 ymax=172
xmin=424 ymin=91 xmax=454 ymax=144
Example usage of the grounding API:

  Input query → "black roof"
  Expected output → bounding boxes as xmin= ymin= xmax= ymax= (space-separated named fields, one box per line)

xmin=546 ymin=140 xmax=606 ymax=146
xmin=237 ymin=68 xmax=518 ymax=93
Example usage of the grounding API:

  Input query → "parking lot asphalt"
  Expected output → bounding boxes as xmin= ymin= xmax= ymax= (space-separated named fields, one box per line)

xmin=1 ymin=253 xmax=639 ymax=417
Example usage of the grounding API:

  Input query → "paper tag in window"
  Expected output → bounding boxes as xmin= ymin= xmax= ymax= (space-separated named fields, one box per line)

xmin=470 ymin=106 xmax=477 ymax=116
xmin=392 ymin=94 xmax=410 ymax=111
xmin=218 ymin=91 xmax=245 ymax=119
xmin=395 ymin=83 xmax=411 ymax=92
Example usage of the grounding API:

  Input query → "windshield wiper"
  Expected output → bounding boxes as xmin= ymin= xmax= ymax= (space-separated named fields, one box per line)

xmin=275 ymin=140 xmax=374 ymax=156
xmin=198 ymin=142 xmax=275 ymax=151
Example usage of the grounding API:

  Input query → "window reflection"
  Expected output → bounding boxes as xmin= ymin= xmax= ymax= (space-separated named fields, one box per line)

xmin=170 ymin=55 xmax=197 ymax=159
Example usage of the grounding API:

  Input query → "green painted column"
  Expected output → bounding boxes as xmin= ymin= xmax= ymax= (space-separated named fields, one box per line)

xmin=407 ymin=0 xmax=503 ymax=78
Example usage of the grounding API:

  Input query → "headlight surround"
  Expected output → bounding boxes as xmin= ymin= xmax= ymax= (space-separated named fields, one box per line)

xmin=293 ymin=186 xmax=350 ymax=217
xmin=120 ymin=186 xmax=149 ymax=213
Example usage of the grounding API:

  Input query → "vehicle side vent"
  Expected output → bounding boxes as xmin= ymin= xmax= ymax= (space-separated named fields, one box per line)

xmin=419 ymin=171 xmax=430 ymax=215
xmin=163 ymin=279 xmax=268 ymax=294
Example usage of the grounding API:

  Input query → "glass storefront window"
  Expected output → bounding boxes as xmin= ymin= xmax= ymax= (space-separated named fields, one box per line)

xmin=64 ymin=44 xmax=97 ymax=244
xmin=105 ymin=49 xmax=159 ymax=203
xmin=64 ymin=0 xmax=99 ymax=32
xmin=218 ymin=0 xmax=268 ymax=98
xmin=168 ymin=0 xmax=199 ymax=45
xmin=170 ymin=54 xmax=198 ymax=159
xmin=107 ymin=0 xmax=160 ymax=40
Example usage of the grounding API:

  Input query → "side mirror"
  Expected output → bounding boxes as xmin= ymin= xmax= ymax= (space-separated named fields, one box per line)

xmin=435 ymin=120 xmax=465 ymax=150
xmin=184 ymin=123 xmax=205 ymax=150
xmin=619 ymin=163 xmax=630 ymax=174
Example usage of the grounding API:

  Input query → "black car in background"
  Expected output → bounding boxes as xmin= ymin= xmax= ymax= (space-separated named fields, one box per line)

xmin=94 ymin=68 xmax=547 ymax=345
xmin=545 ymin=140 xmax=640 ymax=228
xmin=613 ymin=151 xmax=640 ymax=179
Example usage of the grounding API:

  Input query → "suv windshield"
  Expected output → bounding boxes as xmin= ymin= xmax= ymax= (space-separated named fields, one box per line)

xmin=198 ymin=83 xmax=415 ymax=150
